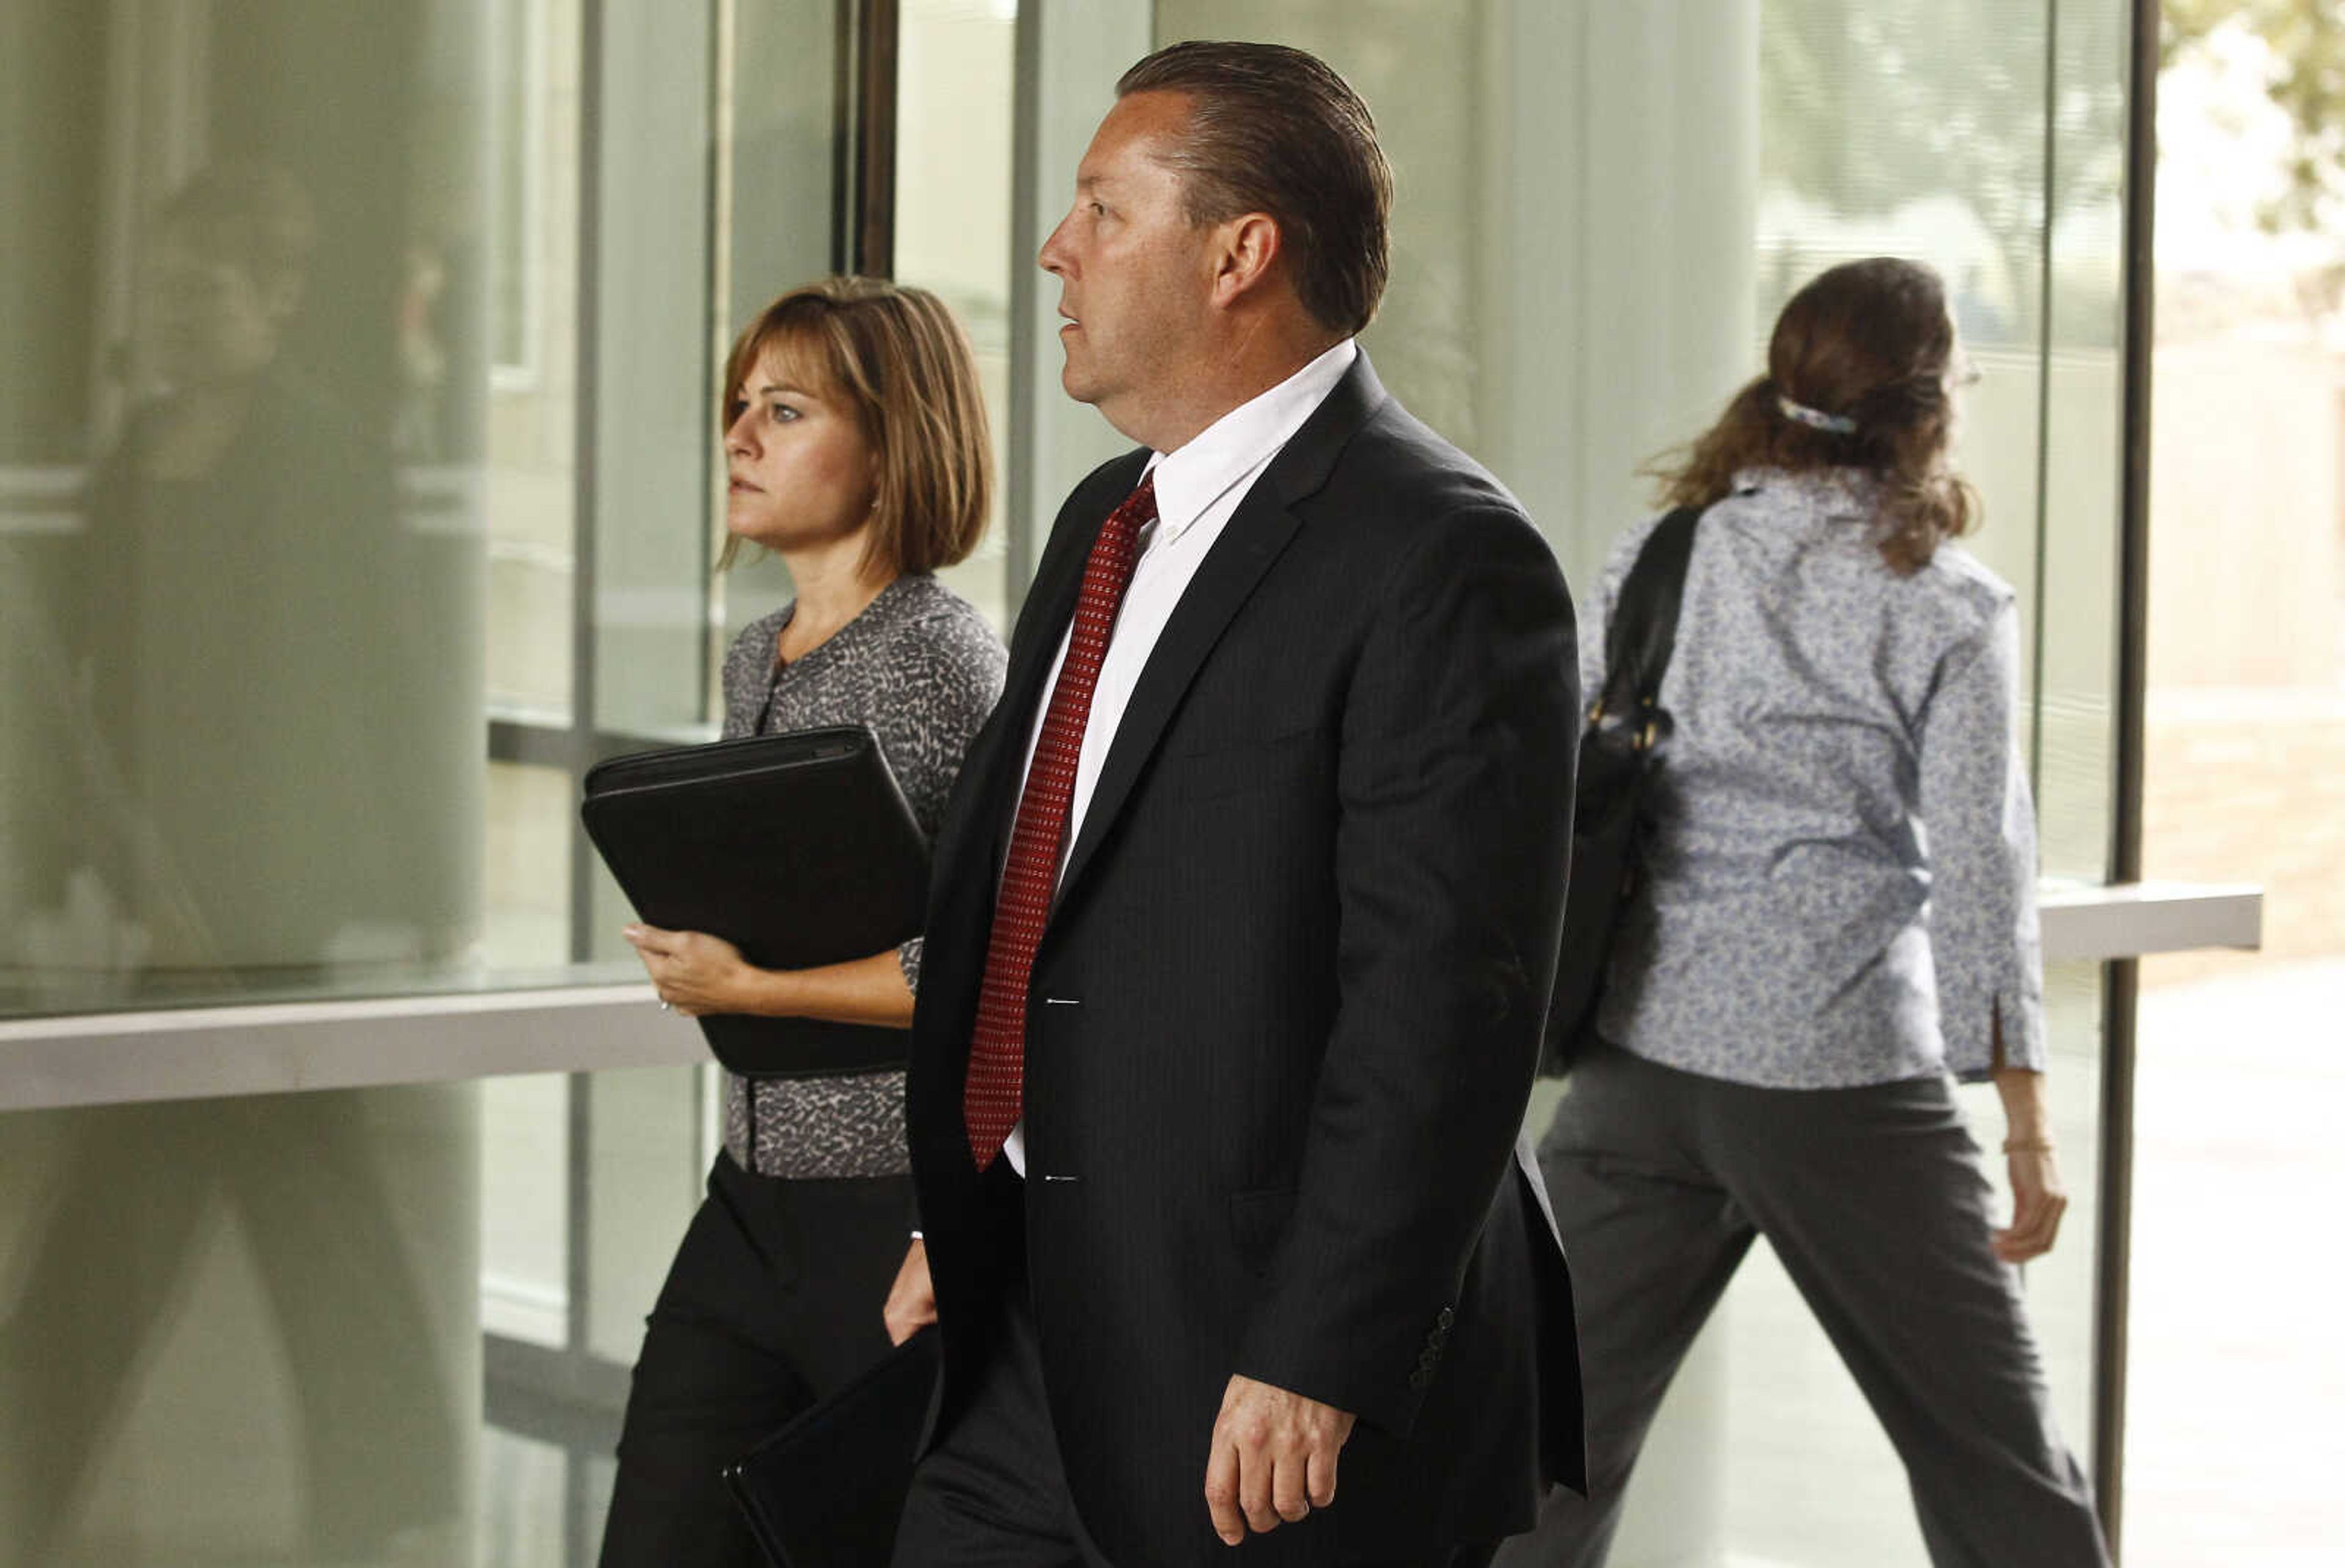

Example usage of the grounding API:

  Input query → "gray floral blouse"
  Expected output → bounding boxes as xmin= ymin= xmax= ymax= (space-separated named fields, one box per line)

xmin=1587 ymin=466 xmax=2046 ymax=1088
xmin=718 ymin=573 xmax=1006 ymax=1177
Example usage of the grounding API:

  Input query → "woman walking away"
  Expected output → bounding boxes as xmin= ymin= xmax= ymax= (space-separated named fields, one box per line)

xmin=1503 ymin=257 xmax=2110 ymax=1568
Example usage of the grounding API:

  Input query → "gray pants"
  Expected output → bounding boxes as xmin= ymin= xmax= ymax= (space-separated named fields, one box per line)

xmin=1498 ymin=1044 xmax=2109 ymax=1568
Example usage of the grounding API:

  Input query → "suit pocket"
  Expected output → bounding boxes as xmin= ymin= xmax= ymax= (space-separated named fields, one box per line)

xmin=1226 ymin=1186 xmax=1298 ymax=1277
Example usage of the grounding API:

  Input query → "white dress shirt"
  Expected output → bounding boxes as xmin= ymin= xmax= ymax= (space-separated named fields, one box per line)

xmin=1000 ymin=337 xmax=1358 ymax=1174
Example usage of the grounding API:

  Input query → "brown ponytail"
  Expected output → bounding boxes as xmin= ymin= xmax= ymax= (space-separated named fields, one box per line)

xmin=1649 ymin=256 xmax=1978 ymax=575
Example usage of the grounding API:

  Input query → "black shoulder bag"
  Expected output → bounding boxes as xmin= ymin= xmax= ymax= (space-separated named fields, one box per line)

xmin=1540 ymin=504 xmax=1703 ymax=1076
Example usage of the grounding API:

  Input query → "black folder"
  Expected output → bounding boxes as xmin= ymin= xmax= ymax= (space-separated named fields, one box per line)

xmin=723 ymin=1327 xmax=940 ymax=1567
xmin=580 ymin=725 xmax=926 ymax=1078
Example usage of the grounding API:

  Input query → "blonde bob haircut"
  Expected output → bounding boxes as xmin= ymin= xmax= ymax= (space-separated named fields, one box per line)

xmin=718 ymin=277 xmax=992 ymax=576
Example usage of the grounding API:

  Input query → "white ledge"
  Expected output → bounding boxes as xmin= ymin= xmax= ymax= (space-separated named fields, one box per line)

xmin=0 ymin=984 xmax=707 ymax=1112
xmin=2038 ymin=880 xmax=2263 ymax=964
xmin=0 ymin=881 xmax=2266 ymax=1112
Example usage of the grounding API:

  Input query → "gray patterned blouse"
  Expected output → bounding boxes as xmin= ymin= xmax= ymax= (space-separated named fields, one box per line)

xmin=718 ymin=573 xmax=1006 ymax=1177
xmin=1587 ymin=466 xmax=2046 ymax=1088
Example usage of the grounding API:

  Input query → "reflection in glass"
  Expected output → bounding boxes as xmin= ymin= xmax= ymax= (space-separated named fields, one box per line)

xmin=0 ymin=1086 xmax=480 ymax=1563
xmin=1 ymin=14 xmax=492 ymax=1556
xmin=70 ymin=164 xmax=481 ymax=979
xmin=3 ymin=3 xmax=489 ymax=1019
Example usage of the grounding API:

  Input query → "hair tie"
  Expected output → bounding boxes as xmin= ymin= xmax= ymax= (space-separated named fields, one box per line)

xmin=1777 ymin=394 xmax=1858 ymax=435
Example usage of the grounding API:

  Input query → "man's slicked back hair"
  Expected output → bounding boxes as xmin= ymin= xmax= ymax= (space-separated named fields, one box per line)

xmin=1117 ymin=41 xmax=1392 ymax=336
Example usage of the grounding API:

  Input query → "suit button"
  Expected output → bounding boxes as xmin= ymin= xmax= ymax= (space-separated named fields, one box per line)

xmin=1417 ymin=1347 xmax=1439 ymax=1371
xmin=1408 ymin=1368 xmax=1432 ymax=1392
xmin=1437 ymin=1307 xmax=1455 ymax=1329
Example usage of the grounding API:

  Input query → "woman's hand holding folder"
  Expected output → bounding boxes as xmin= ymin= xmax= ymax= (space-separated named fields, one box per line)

xmin=624 ymin=923 xmax=754 ymax=1017
xmin=625 ymin=922 xmax=919 ymax=1029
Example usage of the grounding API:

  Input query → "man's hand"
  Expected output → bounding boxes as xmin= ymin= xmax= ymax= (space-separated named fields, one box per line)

xmin=882 ymin=1238 xmax=937 ymax=1345
xmin=1202 ymin=1374 xmax=1356 ymax=1545
xmin=624 ymin=924 xmax=751 ymax=1017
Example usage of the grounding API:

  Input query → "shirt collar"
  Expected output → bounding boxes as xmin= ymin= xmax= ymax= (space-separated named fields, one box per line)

xmin=1731 ymin=464 xmax=1881 ymax=522
xmin=1144 ymin=338 xmax=1358 ymax=545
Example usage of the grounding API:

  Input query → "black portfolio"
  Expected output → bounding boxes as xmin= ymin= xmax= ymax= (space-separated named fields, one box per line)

xmin=580 ymin=725 xmax=927 ymax=1078
xmin=723 ymin=1328 xmax=940 ymax=1567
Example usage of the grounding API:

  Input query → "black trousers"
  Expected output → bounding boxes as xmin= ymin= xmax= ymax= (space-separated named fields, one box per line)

xmin=597 ymin=1154 xmax=914 ymax=1568
xmin=1495 ymin=1044 xmax=2109 ymax=1568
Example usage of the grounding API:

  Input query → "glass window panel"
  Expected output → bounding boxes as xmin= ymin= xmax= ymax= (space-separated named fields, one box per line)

xmin=487 ymin=0 xmax=547 ymax=383
xmin=0 ymin=0 xmax=859 ymax=1019
xmin=898 ymin=0 xmax=1020 ymax=636
xmin=481 ymin=1070 xmax=572 ymax=1349
xmin=2034 ymin=0 xmax=2130 ymax=886
xmin=484 ymin=760 xmax=575 ymax=967
xmin=1 ymin=4 xmax=859 ymax=1563
xmin=2 ymin=2 xmax=492 ymax=1018
xmin=2131 ymin=4 xmax=2345 ymax=1556
xmin=716 ymin=0 xmax=849 ymax=667
xmin=589 ymin=2 xmax=720 ymax=742
xmin=0 ymin=1084 xmax=483 ymax=1563
xmin=486 ymin=0 xmax=583 ymax=722
xmin=583 ymin=1064 xmax=705 ymax=1364
xmin=477 ymin=1426 xmax=569 ymax=1568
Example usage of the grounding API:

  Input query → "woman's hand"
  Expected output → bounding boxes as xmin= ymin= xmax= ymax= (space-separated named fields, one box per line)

xmin=1994 ymin=1143 xmax=2069 ymax=1264
xmin=1990 ymin=1053 xmax=2066 ymax=1263
xmin=883 ymin=1237 xmax=937 ymax=1345
xmin=624 ymin=924 xmax=755 ymax=1017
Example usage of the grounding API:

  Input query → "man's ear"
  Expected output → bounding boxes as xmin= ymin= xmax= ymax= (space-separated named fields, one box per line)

xmin=1208 ymin=212 xmax=1283 ymax=309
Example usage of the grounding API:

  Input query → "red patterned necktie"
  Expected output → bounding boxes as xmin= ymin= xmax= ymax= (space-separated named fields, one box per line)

xmin=964 ymin=473 xmax=1157 ymax=1170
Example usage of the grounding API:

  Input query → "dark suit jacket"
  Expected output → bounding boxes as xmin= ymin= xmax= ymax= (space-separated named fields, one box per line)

xmin=905 ymin=353 xmax=1585 ymax=1565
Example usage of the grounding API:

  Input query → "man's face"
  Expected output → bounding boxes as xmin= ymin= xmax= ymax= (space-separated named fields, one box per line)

xmin=1037 ymin=90 xmax=1215 ymax=438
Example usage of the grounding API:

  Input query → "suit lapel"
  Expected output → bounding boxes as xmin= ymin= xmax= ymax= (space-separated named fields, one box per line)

xmin=1000 ymin=462 xmax=1131 ymax=714
xmin=1052 ymin=354 xmax=1389 ymax=909
xmin=962 ymin=451 xmax=1151 ymax=880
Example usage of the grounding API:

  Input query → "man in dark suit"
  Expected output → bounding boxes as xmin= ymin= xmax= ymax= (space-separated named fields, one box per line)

xmin=885 ymin=40 xmax=1584 ymax=1567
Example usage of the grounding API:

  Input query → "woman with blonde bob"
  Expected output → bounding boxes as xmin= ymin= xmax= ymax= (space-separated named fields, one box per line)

xmin=598 ymin=278 xmax=1006 ymax=1567
xmin=1505 ymin=258 xmax=2111 ymax=1567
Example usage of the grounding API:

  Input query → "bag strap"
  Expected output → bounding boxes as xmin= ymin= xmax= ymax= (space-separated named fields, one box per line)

xmin=1594 ymin=504 xmax=1704 ymax=733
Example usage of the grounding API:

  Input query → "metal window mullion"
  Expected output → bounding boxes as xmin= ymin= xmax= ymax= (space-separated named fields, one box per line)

xmin=1005 ymin=0 xmax=1044 ymax=619
xmin=829 ymin=0 xmax=856 ymax=276
xmin=854 ymin=0 xmax=900 ymax=277
xmin=2027 ymin=0 xmax=2062 ymax=801
xmin=564 ymin=6 xmax=609 ymax=1564
xmin=2092 ymin=0 xmax=2161 ymax=1555
xmin=703 ymin=0 xmax=733 ymax=729
xmin=568 ymin=0 xmax=607 ymax=973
